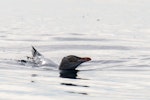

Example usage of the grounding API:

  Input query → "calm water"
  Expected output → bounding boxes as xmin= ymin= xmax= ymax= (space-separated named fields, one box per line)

xmin=0 ymin=0 xmax=150 ymax=100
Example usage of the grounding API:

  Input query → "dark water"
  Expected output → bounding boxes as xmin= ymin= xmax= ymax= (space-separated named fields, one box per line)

xmin=0 ymin=0 xmax=150 ymax=100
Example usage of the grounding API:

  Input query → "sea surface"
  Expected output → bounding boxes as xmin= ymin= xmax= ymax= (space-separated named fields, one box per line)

xmin=0 ymin=0 xmax=150 ymax=100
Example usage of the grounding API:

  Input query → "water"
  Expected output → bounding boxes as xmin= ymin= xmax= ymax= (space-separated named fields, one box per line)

xmin=0 ymin=0 xmax=150 ymax=100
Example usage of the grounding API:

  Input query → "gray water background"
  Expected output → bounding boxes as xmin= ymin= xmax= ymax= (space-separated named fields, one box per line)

xmin=0 ymin=0 xmax=150 ymax=100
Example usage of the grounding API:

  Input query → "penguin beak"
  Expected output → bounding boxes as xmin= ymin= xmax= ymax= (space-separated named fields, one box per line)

xmin=79 ymin=57 xmax=91 ymax=62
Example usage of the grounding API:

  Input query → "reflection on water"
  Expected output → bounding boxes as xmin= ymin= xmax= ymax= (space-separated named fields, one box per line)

xmin=67 ymin=91 xmax=88 ymax=95
xmin=60 ymin=70 xmax=89 ymax=96
xmin=61 ymin=83 xmax=89 ymax=87
xmin=61 ymin=82 xmax=89 ymax=95
xmin=30 ymin=74 xmax=38 ymax=83
xmin=59 ymin=70 xmax=78 ymax=79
